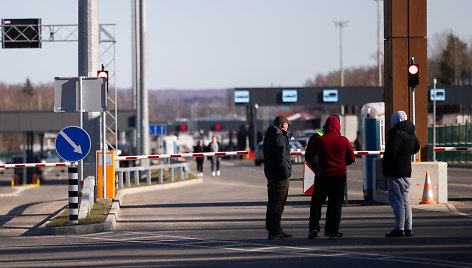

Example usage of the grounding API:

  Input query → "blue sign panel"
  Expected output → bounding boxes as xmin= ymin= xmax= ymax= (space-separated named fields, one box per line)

xmin=430 ymin=89 xmax=445 ymax=101
xmin=282 ymin=90 xmax=297 ymax=103
xmin=234 ymin=90 xmax=250 ymax=104
xmin=150 ymin=124 xmax=166 ymax=136
xmin=55 ymin=126 xmax=91 ymax=162
xmin=323 ymin=89 xmax=338 ymax=102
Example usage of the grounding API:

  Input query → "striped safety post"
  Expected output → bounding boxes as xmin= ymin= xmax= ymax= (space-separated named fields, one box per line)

xmin=68 ymin=165 xmax=79 ymax=224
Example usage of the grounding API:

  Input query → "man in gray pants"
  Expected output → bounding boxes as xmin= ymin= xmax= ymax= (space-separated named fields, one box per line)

xmin=382 ymin=111 xmax=420 ymax=238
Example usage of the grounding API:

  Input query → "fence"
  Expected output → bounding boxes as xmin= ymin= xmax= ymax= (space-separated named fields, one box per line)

xmin=428 ymin=123 xmax=472 ymax=164
xmin=113 ymin=151 xmax=249 ymax=189
xmin=115 ymin=162 xmax=188 ymax=188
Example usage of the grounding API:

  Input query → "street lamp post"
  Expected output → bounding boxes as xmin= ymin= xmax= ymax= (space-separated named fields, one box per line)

xmin=334 ymin=21 xmax=348 ymax=87
xmin=334 ymin=21 xmax=348 ymax=135
xmin=375 ymin=0 xmax=382 ymax=86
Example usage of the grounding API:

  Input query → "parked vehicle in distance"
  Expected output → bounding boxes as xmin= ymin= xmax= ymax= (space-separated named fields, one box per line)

xmin=254 ymin=140 xmax=303 ymax=166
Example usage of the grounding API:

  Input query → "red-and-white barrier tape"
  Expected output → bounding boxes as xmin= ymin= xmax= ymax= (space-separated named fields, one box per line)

xmin=0 ymin=162 xmax=71 ymax=169
xmin=7 ymin=148 xmax=466 ymax=168
xmin=291 ymin=151 xmax=384 ymax=156
xmin=115 ymin=151 xmax=249 ymax=161
xmin=434 ymin=147 xmax=472 ymax=152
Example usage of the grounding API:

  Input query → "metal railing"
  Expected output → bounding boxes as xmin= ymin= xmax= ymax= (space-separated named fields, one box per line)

xmin=115 ymin=162 xmax=188 ymax=189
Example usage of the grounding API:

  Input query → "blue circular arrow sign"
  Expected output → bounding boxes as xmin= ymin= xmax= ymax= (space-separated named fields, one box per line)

xmin=55 ymin=126 xmax=91 ymax=162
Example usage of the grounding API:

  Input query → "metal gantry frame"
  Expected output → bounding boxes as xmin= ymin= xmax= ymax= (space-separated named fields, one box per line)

xmin=1 ymin=23 xmax=118 ymax=150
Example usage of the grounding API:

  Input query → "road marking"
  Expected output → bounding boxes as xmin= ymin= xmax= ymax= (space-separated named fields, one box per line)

xmin=448 ymin=183 xmax=472 ymax=188
xmin=77 ymin=231 xmax=472 ymax=268
xmin=0 ymin=187 xmax=28 ymax=197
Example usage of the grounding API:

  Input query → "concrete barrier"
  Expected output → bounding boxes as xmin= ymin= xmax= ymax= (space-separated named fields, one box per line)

xmin=373 ymin=159 xmax=448 ymax=204
xmin=79 ymin=176 xmax=96 ymax=219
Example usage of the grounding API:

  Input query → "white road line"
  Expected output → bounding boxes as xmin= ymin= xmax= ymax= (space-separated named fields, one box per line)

xmin=0 ymin=187 xmax=29 ymax=197
xmin=76 ymin=231 xmax=472 ymax=268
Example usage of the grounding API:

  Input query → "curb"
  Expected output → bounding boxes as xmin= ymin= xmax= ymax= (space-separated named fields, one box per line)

xmin=31 ymin=178 xmax=204 ymax=236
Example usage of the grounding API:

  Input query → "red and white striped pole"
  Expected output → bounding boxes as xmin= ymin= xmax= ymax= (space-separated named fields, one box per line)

xmin=433 ymin=147 xmax=472 ymax=152
xmin=290 ymin=151 xmax=384 ymax=156
xmin=114 ymin=151 xmax=249 ymax=161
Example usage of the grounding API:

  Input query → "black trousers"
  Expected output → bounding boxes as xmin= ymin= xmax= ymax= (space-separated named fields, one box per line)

xmin=266 ymin=179 xmax=289 ymax=234
xmin=309 ymin=175 xmax=346 ymax=235
xmin=196 ymin=158 xmax=204 ymax=172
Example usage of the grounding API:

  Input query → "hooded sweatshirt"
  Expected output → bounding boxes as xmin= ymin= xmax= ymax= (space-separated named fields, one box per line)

xmin=307 ymin=116 xmax=355 ymax=177
xmin=382 ymin=112 xmax=420 ymax=178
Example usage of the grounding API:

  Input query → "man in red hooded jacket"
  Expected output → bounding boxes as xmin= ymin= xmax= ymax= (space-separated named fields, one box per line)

xmin=306 ymin=115 xmax=355 ymax=240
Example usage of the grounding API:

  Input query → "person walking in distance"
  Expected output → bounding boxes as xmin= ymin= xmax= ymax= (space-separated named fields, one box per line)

xmin=194 ymin=139 xmax=205 ymax=177
xmin=263 ymin=115 xmax=293 ymax=240
xmin=207 ymin=136 xmax=222 ymax=176
xmin=382 ymin=111 xmax=420 ymax=238
xmin=306 ymin=115 xmax=355 ymax=240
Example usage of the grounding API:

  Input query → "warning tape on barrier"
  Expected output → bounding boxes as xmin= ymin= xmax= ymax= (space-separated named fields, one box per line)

xmin=0 ymin=162 xmax=71 ymax=169
xmin=115 ymin=151 xmax=249 ymax=161
xmin=433 ymin=147 xmax=472 ymax=152
xmin=291 ymin=151 xmax=384 ymax=156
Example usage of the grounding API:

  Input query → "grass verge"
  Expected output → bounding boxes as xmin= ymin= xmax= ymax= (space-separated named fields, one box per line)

xmin=46 ymin=199 xmax=112 ymax=228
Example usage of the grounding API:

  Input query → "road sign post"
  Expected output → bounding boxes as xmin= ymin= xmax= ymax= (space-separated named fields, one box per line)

xmin=56 ymin=126 xmax=91 ymax=162
xmin=55 ymin=126 xmax=90 ymax=225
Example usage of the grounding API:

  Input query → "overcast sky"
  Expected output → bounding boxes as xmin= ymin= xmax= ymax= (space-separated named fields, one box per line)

xmin=1 ymin=0 xmax=471 ymax=90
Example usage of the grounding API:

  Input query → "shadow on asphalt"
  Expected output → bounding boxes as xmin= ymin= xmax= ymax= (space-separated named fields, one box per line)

xmin=449 ymin=197 xmax=472 ymax=202
xmin=120 ymin=199 xmax=384 ymax=209
xmin=0 ymin=179 xmax=68 ymax=186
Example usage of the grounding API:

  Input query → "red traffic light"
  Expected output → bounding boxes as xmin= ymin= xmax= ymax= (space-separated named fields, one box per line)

xmin=408 ymin=64 xmax=419 ymax=75
xmin=97 ymin=70 xmax=108 ymax=79
xmin=179 ymin=125 xmax=187 ymax=131
xmin=215 ymin=124 xmax=222 ymax=131
xmin=408 ymin=63 xmax=419 ymax=88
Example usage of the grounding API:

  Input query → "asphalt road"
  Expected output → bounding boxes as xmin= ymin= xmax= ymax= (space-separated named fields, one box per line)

xmin=0 ymin=159 xmax=471 ymax=267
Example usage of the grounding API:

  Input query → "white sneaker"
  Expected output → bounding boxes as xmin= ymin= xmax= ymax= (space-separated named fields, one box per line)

xmin=212 ymin=171 xmax=216 ymax=176
xmin=216 ymin=170 xmax=220 ymax=176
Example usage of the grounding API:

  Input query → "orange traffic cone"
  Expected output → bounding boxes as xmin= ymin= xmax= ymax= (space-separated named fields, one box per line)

xmin=420 ymin=171 xmax=436 ymax=204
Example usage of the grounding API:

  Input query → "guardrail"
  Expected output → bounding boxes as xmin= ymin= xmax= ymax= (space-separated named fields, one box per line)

xmin=113 ymin=151 xmax=249 ymax=189
xmin=115 ymin=162 xmax=188 ymax=188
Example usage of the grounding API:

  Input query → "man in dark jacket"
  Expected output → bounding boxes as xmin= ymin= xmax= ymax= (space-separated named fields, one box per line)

xmin=306 ymin=115 xmax=355 ymax=240
xmin=382 ymin=111 xmax=420 ymax=238
xmin=263 ymin=115 xmax=292 ymax=239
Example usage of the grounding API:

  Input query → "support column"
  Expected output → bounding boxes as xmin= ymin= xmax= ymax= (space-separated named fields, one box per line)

xmin=384 ymin=0 xmax=428 ymax=160
xmin=78 ymin=0 xmax=101 ymax=181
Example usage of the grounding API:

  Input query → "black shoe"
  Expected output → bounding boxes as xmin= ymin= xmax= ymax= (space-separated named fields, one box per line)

xmin=385 ymin=229 xmax=405 ymax=238
xmin=325 ymin=232 xmax=343 ymax=240
xmin=308 ymin=230 xmax=320 ymax=239
xmin=268 ymin=232 xmax=293 ymax=240
xmin=404 ymin=229 xmax=413 ymax=237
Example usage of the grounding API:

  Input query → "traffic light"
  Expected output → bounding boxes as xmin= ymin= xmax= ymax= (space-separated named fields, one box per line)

xmin=212 ymin=124 xmax=222 ymax=131
xmin=97 ymin=64 xmax=109 ymax=92
xmin=179 ymin=124 xmax=187 ymax=132
xmin=97 ymin=70 xmax=108 ymax=79
xmin=408 ymin=63 xmax=419 ymax=88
